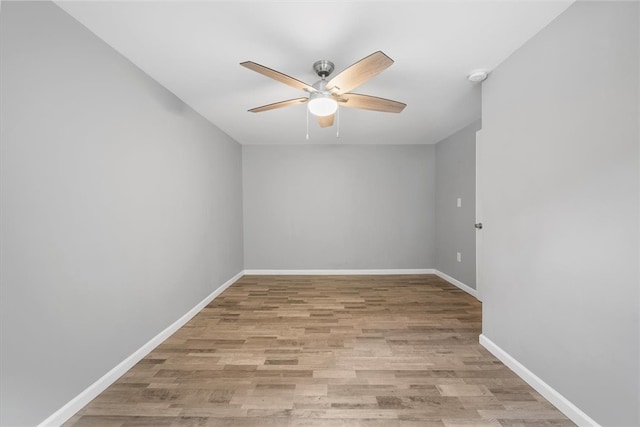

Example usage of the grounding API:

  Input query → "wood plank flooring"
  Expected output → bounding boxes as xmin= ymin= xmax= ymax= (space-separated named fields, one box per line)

xmin=65 ymin=275 xmax=574 ymax=426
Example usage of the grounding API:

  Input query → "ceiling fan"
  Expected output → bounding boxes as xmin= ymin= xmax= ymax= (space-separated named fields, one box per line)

xmin=240 ymin=51 xmax=406 ymax=129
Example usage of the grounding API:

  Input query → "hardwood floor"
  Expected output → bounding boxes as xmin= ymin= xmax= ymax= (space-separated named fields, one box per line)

xmin=65 ymin=275 xmax=574 ymax=426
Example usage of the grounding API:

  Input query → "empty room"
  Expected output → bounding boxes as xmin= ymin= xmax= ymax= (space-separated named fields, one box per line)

xmin=1 ymin=1 xmax=638 ymax=426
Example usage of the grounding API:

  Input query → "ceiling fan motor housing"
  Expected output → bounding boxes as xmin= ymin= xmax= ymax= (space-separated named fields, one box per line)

xmin=313 ymin=60 xmax=334 ymax=79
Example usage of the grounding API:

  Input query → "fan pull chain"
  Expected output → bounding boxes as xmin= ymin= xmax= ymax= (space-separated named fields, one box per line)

xmin=336 ymin=107 xmax=340 ymax=138
xmin=306 ymin=107 xmax=309 ymax=140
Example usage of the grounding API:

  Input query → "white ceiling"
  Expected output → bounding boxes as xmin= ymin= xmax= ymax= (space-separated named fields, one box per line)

xmin=55 ymin=1 xmax=573 ymax=145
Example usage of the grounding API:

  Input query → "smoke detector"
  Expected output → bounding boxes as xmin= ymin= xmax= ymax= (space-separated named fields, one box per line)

xmin=468 ymin=70 xmax=489 ymax=83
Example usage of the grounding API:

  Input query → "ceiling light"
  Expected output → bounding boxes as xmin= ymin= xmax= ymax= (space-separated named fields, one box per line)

xmin=468 ymin=70 xmax=489 ymax=83
xmin=308 ymin=93 xmax=338 ymax=117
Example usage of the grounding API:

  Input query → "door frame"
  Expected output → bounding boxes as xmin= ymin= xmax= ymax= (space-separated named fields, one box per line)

xmin=475 ymin=129 xmax=484 ymax=301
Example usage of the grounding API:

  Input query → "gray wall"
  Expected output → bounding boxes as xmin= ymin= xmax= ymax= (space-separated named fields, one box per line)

xmin=0 ymin=2 xmax=244 ymax=426
xmin=435 ymin=120 xmax=480 ymax=289
xmin=480 ymin=1 xmax=639 ymax=425
xmin=243 ymin=145 xmax=435 ymax=270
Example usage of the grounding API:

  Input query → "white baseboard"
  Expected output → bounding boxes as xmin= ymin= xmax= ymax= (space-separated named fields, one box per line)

xmin=432 ymin=269 xmax=479 ymax=300
xmin=38 ymin=270 xmax=244 ymax=427
xmin=243 ymin=269 xmax=436 ymax=275
xmin=479 ymin=334 xmax=600 ymax=427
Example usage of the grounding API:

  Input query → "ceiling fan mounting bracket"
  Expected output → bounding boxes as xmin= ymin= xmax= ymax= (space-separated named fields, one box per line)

xmin=313 ymin=60 xmax=335 ymax=79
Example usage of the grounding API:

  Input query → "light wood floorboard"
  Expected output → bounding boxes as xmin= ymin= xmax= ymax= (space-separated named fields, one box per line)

xmin=65 ymin=275 xmax=574 ymax=426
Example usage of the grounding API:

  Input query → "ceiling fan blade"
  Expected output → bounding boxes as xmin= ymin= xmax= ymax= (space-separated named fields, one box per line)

xmin=325 ymin=51 xmax=394 ymax=94
xmin=241 ymin=61 xmax=317 ymax=93
xmin=248 ymin=97 xmax=308 ymax=113
xmin=339 ymin=93 xmax=406 ymax=113
xmin=316 ymin=113 xmax=335 ymax=128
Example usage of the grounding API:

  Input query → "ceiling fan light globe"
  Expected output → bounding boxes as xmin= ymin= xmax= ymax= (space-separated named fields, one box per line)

xmin=308 ymin=97 xmax=338 ymax=117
